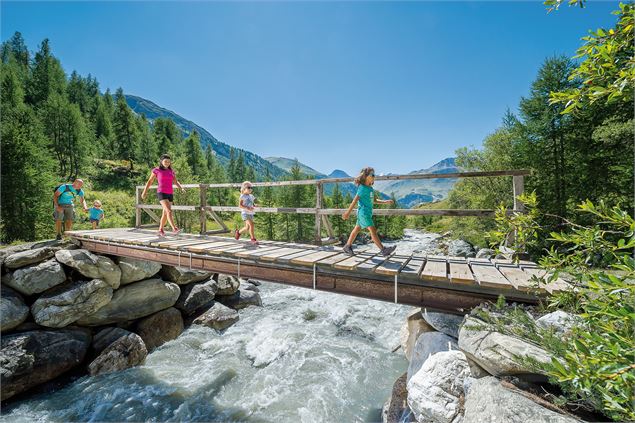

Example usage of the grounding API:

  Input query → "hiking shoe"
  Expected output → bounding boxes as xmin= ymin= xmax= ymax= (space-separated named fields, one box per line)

xmin=172 ymin=228 xmax=181 ymax=235
xmin=343 ymin=244 xmax=354 ymax=255
xmin=56 ymin=234 xmax=62 ymax=241
xmin=380 ymin=245 xmax=396 ymax=257
xmin=235 ymin=229 xmax=241 ymax=240
xmin=250 ymin=238 xmax=259 ymax=245
xmin=158 ymin=229 xmax=166 ymax=237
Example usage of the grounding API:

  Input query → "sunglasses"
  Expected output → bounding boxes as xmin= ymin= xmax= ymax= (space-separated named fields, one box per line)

xmin=245 ymin=186 xmax=253 ymax=190
xmin=369 ymin=173 xmax=375 ymax=177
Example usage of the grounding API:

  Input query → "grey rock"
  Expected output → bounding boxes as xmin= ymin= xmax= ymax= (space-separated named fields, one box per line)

xmin=216 ymin=289 xmax=262 ymax=310
xmin=407 ymin=350 xmax=471 ymax=423
xmin=0 ymin=328 xmax=91 ymax=400
xmin=4 ymin=247 xmax=56 ymax=269
xmin=382 ymin=373 xmax=411 ymax=423
xmin=466 ymin=356 xmax=490 ymax=379
xmin=193 ymin=302 xmax=239 ymax=331
xmin=135 ymin=307 xmax=183 ymax=352
xmin=407 ymin=331 xmax=459 ymax=382
xmin=399 ymin=308 xmax=436 ymax=361
xmin=475 ymin=248 xmax=495 ymax=259
xmin=214 ymin=274 xmax=240 ymax=296
xmin=458 ymin=317 xmax=552 ymax=380
xmin=536 ymin=311 xmax=580 ymax=335
xmin=246 ymin=279 xmax=261 ymax=286
xmin=118 ymin=257 xmax=162 ymax=285
xmin=76 ymin=278 xmax=180 ymax=326
xmin=422 ymin=309 xmax=464 ymax=339
xmin=2 ymin=259 xmax=67 ymax=295
xmin=92 ymin=327 xmax=130 ymax=353
xmin=88 ymin=331 xmax=147 ymax=376
xmin=240 ymin=281 xmax=259 ymax=293
xmin=447 ymin=239 xmax=476 ymax=258
xmin=463 ymin=376 xmax=581 ymax=423
xmin=160 ymin=265 xmax=213 ymax=285
xmin=31 ymin=279 xmax=113 ymax=328
xmin=0 ymin=286 xmax=29 ymax=331
xmin=55 ymin=249 xmax=121 ymax=289
xmin=175 ymin=278 xmax=218 ymax=315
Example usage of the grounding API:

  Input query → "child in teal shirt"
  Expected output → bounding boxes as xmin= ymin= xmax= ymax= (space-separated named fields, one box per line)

xmin=88 ymin=200 xmax=105 ymax=229
xmin=342 ymin=167 xmax=397 ymax=256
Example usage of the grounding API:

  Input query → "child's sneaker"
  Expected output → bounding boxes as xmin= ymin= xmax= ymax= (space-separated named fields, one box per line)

xmin=234 ymin=229 xmax=241 ymax=240
xmin=250 ymin=238 xmax=259 ymax=245
xmin=380 ymin=245 xmax=396 ymax=257
xmin=158 ymin=229 xmax=166 ymax=237
xmin=343 ymin=244 xmax=354 ymax=255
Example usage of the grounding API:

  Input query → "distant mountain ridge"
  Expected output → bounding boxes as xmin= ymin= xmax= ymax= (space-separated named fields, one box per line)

xmin=267 ymin=156 xmax=459 ymax=207
xmin=125 ymin=95 xmax=287 ymax=180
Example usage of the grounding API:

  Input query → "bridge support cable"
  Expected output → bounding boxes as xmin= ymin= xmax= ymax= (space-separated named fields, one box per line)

xmin=237 ymin=258 xmax=241 ymax=279
xmin=394 ymin=274 xmax=398 ymax=304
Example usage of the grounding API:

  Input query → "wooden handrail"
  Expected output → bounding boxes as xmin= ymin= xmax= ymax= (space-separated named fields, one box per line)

xmin=134 ymin=169 xmax=528 ymax=242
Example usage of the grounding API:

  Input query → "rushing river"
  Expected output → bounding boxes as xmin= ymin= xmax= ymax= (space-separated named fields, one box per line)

xmin=1 ymin=230 xmax=443 ymax=422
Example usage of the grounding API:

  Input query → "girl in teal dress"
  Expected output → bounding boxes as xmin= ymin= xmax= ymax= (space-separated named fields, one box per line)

xmin=342 ymin=167 xmax=397 ymax=256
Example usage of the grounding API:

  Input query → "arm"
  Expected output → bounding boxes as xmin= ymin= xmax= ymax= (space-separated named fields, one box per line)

xmin=141 ymin=172 xmax=156 ymax=200
xmin=342 ymin=195 xmax=359 ymax=220
xmin=101 ymin=211 xmax=105 ymax=221
xmin=375 ymin=199 xmax=393 ymax=205
xmin=79 ymin=195 xmax=88 ymax=212
xmin=53 ymin=190 xmax=62 ymax=212
xmin=174 ymin=174 xmax=185 ymax=193
xmin=239 ymin=198 xmax=252 ymax=212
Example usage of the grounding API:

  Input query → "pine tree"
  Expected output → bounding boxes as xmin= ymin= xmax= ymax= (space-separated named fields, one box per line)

xmin=136 ymin=114 xmax=156 ymax=167
xmin=112 ymin=87 xmax=138 ymax=169
xmin=27 ymin=39 xmax=66 ymax=106
xmin=185 ymin=130 xmax=205 ymax=176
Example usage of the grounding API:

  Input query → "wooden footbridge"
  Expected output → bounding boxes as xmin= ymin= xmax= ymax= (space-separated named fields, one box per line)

xmin=67 ymin=169 xmax=569 ymax=313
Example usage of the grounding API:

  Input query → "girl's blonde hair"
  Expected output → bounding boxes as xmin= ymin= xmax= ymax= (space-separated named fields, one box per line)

xmin=241 ymin=181 xmax=253 ymax=194
xmin=354 ymin=167 xmax=375 ymax=186
xmin=94 ymin=200 xmax=102 ymax=207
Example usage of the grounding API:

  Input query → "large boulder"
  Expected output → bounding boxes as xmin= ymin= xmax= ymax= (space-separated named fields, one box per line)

xmin=88 ymin=331 xmax=147 ymax=376
xmin=135 ymin=307 xmax=183 ymax=352
xmin=4 ymin=247 xmax=56 ymax=270
xmin=382 ymin=373 xmax=412 ymax=423
xmin=421 ymin=309 xmax=464 ymax=339
xmin=192 ymin=302 xmax=239 ymax=331
xmin=463 ymin=376 xmax=581 ymax=423
xmin=175 ymin=278 xmax=218 ymax=315
xmin=214 ymin=274 xmax=240 ymax=296
xmin=215 ymin=289 xmax=262 ymax=310
xmin=2 ymin=259 xmax=67 ymax=295
xmin=31 ymin=279 xmax=113 ymax=328
xmin=458 ymin=317 xmax=552 ymax=379
xmin=91 ymin=327 xmax=130 ymax=353
xmin=447 ymin=239 xmax=476 ymax=258
xmin=118 ymin=257 xmax=162 ymax=285
xmin=76 ymin=278 xmax=180 ymax=326
xmin=535 ymin=311 xmax=580 ymax=336
xmin=399 ymin=308 xmax=436 ymax=361
xmin=240 ymin=280 xmax=259 ymax=293
xmin=407 ymin=331 xmax=459 ymax=382
xmin=55 ymin=249 xmax=121 ymax=289
xmin=407 ymin=350 xmax=471 ymax=423
xmin=0 ymin=286 xmax=29 ymax=331
xmin=160 ymin=265 xmax=213 ymax=285
xmin=0 ymin=328 xmax=91 ymax=400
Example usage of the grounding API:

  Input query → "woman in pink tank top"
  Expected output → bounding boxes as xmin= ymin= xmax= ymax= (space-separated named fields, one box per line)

xmin=141 ymin=154 xmax=185 ymax=236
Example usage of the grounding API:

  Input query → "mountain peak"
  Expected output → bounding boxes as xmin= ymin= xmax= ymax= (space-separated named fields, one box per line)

xmin=328 ymin=169 xmax=350 ymax=178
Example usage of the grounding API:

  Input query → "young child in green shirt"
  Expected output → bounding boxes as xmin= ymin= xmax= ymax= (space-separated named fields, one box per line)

xmin=342 ymin=167 xmax=397 ymax=256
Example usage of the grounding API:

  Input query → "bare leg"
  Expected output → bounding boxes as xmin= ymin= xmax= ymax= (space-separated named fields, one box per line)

xmin=91 ymin=221 xmax=97 ymax=230
xmin=159 ymin=202 xmax=168 ymax=231
xmin=239 ymin=220 xmax=249 ymax=235
xmin=164 ymin=201 xmax=177 ymax=231
xmin=346 ymin=225 xmax=361 ymax=246
xmin=367 ymin=226 xmax=384 ymax=250
xmin=247 ymin=219 xmax=255 ymax=239
xmin=55 ymin=219 xmax=63 ymax=236
xmin=65 ymin=220 xmax=73 ymax=232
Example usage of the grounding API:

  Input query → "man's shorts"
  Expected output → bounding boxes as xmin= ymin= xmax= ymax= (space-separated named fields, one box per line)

xmin=357 ymin=212 xmax=374 ymax=229
xmin=54 ymin=204 xmax=75 ymax=222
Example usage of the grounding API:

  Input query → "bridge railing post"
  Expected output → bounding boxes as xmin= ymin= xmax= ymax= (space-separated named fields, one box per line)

xmin=199 ymin=184 xmax=208 ymax=235
xmin=135 ymin=187 xmax=141 ymax=228
xmin=512 ymin=175 xmax=525 ymax=213
xmin=315 ymin=182 xmax=323 ymax=244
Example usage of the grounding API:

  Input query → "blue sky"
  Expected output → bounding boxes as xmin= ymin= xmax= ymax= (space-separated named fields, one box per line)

xmin=2 ymin=1 xmax=620 ymax=176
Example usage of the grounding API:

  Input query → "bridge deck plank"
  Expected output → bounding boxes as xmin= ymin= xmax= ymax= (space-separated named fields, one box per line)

xmin=333 ymin=253 xmax=377 ymax=270
xmin=468 ymin=259 xmax=513 ymax=290
xmin=420 ymin=259 xmax=448 ymax=281
xmin=375 ymin=255 xmax=411 ymax=276
xmin=448 ymin=258 xmax=477 ymax=286
xmin=291 ymin=250 xmax=341 ymax=266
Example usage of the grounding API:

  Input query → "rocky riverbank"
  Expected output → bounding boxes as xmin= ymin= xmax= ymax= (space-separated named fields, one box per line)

xmin=0 ymin=239 xmax=262 ymax=402
xmin=384 ymin=306 xmax=590 ymax=423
